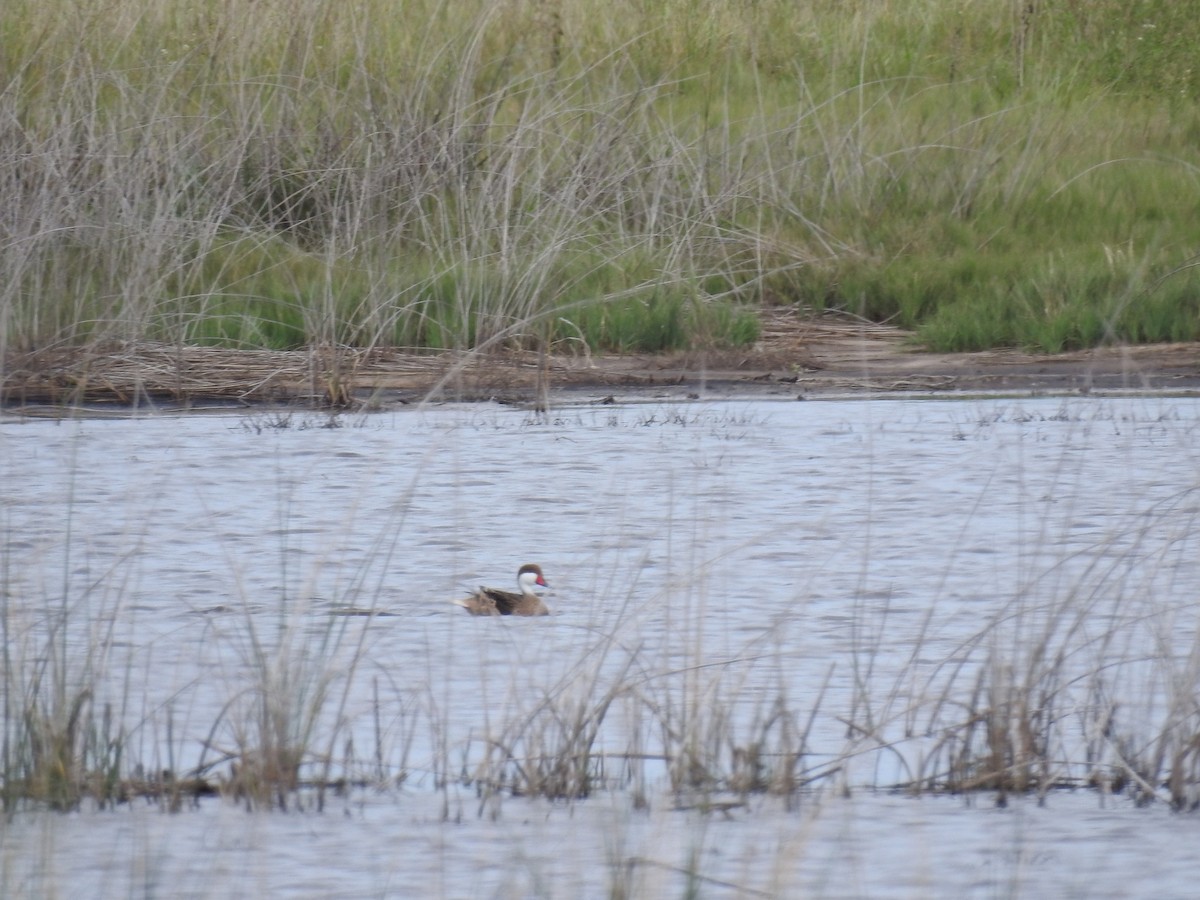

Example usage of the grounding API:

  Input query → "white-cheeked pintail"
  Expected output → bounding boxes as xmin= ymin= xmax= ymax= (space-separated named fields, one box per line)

xmin=453 ymin=563 xmax=550 ymax=616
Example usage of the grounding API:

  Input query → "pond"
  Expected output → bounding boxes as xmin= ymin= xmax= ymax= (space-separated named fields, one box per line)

xmin=3 ymin=394 xmax=1200 ymax=897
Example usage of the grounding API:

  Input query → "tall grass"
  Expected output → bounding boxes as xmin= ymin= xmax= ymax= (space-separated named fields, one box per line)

xmin=1 ymin=0 xmax=1199 ymax=363
xmin=0 ymin=460 xmax=133 ymax=811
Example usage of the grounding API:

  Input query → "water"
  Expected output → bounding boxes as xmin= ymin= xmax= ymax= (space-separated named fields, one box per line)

xmin=4 ymin=789 xmax=1198 ymax=898
xmin=3 ymin=395 xmax=1200 ymax=898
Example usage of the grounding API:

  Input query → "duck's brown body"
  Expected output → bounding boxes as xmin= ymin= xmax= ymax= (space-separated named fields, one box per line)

xmin=457 ymin=587 xmax=550 ymax=617
xmin=454 ymin=564 xmax=550 ymax=617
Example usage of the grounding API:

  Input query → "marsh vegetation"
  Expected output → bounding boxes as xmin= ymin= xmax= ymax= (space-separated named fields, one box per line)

xmin=2 ymin=0 xmax=1200 ymax=371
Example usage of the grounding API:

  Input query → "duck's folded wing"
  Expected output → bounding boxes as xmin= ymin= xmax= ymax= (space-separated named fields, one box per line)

xmin=481 ymin=587 xmax=520 ymax=615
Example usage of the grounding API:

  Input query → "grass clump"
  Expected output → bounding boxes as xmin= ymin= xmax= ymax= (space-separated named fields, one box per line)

xmin=1 ymin=557 xmax=128 ymax=811
xmin=1 ymin=0 xmax=1198 ymax=362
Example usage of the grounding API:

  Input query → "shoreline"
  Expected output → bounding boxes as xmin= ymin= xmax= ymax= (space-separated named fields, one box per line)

xmin=4 ymin=312 xmax=1199 ymax=413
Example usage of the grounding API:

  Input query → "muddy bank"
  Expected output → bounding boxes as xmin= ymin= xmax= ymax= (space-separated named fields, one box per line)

xmin=4 ymin=310 xmax=1199 ymax=411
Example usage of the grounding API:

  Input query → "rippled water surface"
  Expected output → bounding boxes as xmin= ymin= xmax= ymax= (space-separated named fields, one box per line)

xmin=3 ymin=395 xmax=1200 ymax=898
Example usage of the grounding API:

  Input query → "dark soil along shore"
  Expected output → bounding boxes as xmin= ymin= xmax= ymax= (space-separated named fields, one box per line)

xmin=4 ymin=310 xmax=1199 ymax=410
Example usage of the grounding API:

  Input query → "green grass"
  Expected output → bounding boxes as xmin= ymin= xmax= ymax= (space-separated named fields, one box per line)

xmin=1 ymin=0 xmax=1199 ymax=356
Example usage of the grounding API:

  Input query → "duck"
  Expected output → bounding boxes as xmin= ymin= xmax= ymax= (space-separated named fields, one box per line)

xmin=453 ymin=563 xmax=550 ymax=616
